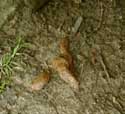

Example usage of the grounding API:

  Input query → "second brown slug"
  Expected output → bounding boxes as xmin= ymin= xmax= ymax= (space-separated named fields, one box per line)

xmin=31 ymin=71 xmax=50 ymax=91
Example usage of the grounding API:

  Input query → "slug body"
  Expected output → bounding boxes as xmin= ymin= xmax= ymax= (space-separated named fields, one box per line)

xmin=31 ymin=72 xmax=50 ymax=91
xmin=52 ymin=57 xmax=79 ymax=91
xmin=59 ymin=38 xmax=74 ymax=71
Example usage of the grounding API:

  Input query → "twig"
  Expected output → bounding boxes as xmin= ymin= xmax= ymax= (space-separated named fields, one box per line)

xmin=98 ymin=53 xmax=113 ymax=91
xmin=49 ymin=100 xmax=59 ymax=114
xmin=93 ymin=1 xmax=104 ymax=32
xmin=99 ymin=55 xmax=111 ymax=82
xmin=43 ymin=91 xmax=59 ymax=114
xmin=85 ymin=1 xmax=105 ymax=47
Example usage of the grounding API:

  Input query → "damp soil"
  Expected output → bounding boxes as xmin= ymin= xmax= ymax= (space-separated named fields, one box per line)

xmin=0 ymin=0 xmax=125 ymax=114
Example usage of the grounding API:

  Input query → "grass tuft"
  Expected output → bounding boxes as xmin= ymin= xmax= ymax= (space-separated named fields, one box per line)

xmin=0 ymin=36 xmax=25 ymax=93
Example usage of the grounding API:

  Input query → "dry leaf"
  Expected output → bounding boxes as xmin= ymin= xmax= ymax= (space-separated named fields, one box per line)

xmin=31 ymin=72 xmax=50 ymax=91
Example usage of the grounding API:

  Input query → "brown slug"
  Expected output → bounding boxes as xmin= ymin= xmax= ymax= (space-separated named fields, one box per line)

xmin=31 ymin=71 xmax=50 ymax=91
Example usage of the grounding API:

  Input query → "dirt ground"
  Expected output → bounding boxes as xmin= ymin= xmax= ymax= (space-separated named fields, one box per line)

xmin=0 ymin=0 xmax=125 ymax=114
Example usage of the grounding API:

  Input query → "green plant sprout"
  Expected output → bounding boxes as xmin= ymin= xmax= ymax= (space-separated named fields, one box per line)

xmin=0 ymin=36 xmax=25 ymax=93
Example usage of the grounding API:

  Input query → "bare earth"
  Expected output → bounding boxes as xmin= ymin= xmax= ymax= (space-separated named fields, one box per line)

xmin=0 ymin=0 xmax=125 ymax=114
